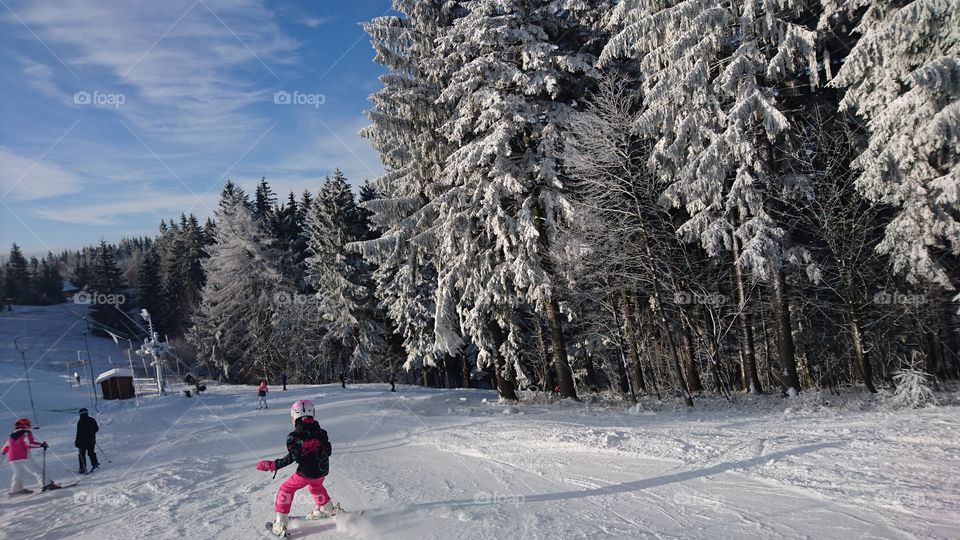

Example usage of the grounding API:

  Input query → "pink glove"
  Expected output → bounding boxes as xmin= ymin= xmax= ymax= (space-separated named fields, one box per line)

xmin=256 ymin=460 xmax=276 ymax=472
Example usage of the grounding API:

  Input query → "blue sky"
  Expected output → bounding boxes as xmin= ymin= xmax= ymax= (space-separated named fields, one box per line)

xmin=0 ymin=0 xmax=393 ymax=255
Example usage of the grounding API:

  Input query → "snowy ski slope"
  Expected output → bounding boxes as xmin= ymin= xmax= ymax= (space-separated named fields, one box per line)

xmin=0 ymin=306 xmax=957 ymax=539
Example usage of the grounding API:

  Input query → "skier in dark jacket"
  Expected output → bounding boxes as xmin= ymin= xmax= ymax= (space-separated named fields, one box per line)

xmin=257 ymin=400 xmax=339 ymax=537
xmin=280 ymin=371 xmax=288 ymax=391
xmin=75 ymin=408 xmax=99 ymax=474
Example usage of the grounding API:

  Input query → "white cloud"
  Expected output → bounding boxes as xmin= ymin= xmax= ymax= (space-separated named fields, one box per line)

xmin=258 ymin=115 xmax=384 ymax=191
xmin=17 ymin=57 xmax=65 ymax=100
xmin=11 ymin=0 xmax=297 ymax=146
xmin=300 ymin=16 xmax=335 ymax=29
xmin=32 ymin=190 xmax=219 ymax=226
xmin=0 ymin=146 xmax=82 ymax=200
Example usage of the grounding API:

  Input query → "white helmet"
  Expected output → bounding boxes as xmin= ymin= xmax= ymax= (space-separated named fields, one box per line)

xmin=290 ymin=399 xmax=315 ymax=423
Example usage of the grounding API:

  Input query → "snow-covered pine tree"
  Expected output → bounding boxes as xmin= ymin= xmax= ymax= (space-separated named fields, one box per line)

xmin=136 ymin=248 xmax=166 ymax=335
xmin=188 ymin=182 xmax=283 ymax=382
xmin=4 ymin=243 xmax=32 ymax=304
xmin=305 ymin=170 xmax=384 ymax=377
xmin=34 ymin=255 xmax=63 ymax=305
xmin=823 ymin=0 xmax=959 ymax=290
xmin=602 ymin=0 xmax=823 ymax=396
xmin=88 ymin=241 xmax=129 ymax=337
xmin=167 ymin=214 xmax=207 ymax=335
xmin=358 ymin=0 xmax=466 ymax=379
xmin=272 ymin=191 xmax=309 ymax=291
xmin=253 ymin=176 xmax=278 ymax=223
xmin=428 ymin=0 xmax=608 ymax=400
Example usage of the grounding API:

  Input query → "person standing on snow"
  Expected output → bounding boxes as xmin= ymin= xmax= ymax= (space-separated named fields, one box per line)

xmin=280 ymin=371 xmax=288 ymax=391
xmin=75 ymin=408 xmax=100 ymax=474
xmin=257 ymin=400 xmax=340 ymax=537
xmin=257 ymin=380 xmax=269 ymax=409
xmin=2 ymin=418 xmax=53 ymax=494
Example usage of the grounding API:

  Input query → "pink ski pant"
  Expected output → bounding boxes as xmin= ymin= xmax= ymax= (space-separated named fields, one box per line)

xmin=275 ymin=472 xmax=329 ymax=514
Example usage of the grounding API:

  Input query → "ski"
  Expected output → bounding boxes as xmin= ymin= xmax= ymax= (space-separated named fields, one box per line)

xmin=7 ymin=488 xmax=33 ymax=497
xmin=263 ymin=508 xmax=359 ymax=537
xmin=37 ymin=480 xmax=81 ymax=493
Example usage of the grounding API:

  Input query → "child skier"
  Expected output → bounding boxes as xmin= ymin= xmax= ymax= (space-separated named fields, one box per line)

xmin=1 ymin=418 xmax=53 ymax=495
xmin=256 ymin=400 xmax=339 ymax=537
xmin=257 ymin=380 xmax=269 ymax=409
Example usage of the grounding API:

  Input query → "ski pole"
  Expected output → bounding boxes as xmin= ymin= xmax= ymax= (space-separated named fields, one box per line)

xmin=96 ymin=442 xmax=111 ymax=463
xmin=42 ymin=445 xmax=47 ymax=489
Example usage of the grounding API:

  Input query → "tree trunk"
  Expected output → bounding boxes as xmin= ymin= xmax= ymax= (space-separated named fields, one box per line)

xmin=535 ymin=319 xmax=552 ymax=391
xmin=761 ymin=317 xmax=776 ymax=390
xmin=681 ymin=320 xmax=703 ymax=393
xmin=696 ymin=310 xmax=726 ymax=396
xmin=620 ymin=287 xmax=646 ymax=393
xmin=461 ymin=352 xmax=474 ymax=389
xmin=437 ymin=357 xmax=449 ymax=388
xmin=636 ymin=308 xmax=663 ymax=400
xmin=731 ymin=236 xmax=763 ymax=394
xmin=530 ymin=197 xmax=577 ymax=400
xmin=770 ymin=264 xmax=800 ymax=395
xmin=545 ymin=297 xmax=577 ymax=399
xmin=584 ymin=352 xmax=597 ymax=391
xmin=948 ymin=305 xmax=960 ymax=379
xmin=489 ymin=321 xmax=519 ymax=401
xmin=926 ymin=330 xmax=946 ymax=382
xmin=848 ymin=316 xmax=876 ymax=392
xmin=635 ymin=230 xmax=691 ymax=406
xmin=650 ymin=293 xmax=692 ymax=407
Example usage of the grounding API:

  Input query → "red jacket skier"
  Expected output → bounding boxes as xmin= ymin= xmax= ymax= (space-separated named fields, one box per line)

xmin=257 ymin=380 xmax=269 ymax=410
xmin=256 ymin=400 xmax=340 ymax=537
xmin=2 ymin=418 xmax=51 ymax=494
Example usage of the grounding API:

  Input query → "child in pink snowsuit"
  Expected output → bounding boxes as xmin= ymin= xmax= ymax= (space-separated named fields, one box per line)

xmin=257 ymin=400 xmax=339 ymax=537
xmin=2 ymin=418 xmax=47 ymax=494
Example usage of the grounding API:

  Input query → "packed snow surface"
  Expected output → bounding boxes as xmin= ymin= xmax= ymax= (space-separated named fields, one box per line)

xmin=1 ymin=306 xmax=958 ymax=539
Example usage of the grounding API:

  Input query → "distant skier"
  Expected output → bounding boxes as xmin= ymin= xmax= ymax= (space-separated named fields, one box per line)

xmin=2 ymin=418 xmax=53 ymax=495
xmin=74 ymin=372 xmax=81 ymax=387
xmin=75 ymin=408 xmax=100 ymax=474
xmin=258 ymin=380 xmax=269 ymax=409
xmin=281 ymin=371 xmax=288 ymax=391
xmin=339 ymin=372 xmax=346 ymax=389
xmin=257 ymin=400 xmax=340 ymax=537
xmin=389 ymin=374 xmax=396 ymax=392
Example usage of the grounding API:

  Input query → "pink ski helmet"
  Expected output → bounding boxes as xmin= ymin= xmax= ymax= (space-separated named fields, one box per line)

xmin=290 ymin=400 xmax=315 ymax=423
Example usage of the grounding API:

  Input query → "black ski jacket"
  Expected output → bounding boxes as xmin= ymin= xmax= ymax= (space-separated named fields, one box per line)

xmin=273 ymin=418 xmax=331 ymax=478
xmin=75 ymin=415 xmax=98 ymax=448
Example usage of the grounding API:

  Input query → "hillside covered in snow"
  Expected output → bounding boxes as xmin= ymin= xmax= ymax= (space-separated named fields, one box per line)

xmin=0 ymin=308 xmax=958 ymax=539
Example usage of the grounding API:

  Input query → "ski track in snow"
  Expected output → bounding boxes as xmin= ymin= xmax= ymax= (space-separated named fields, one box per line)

xmin=1 ymin=307 xmax=958 ymax=539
